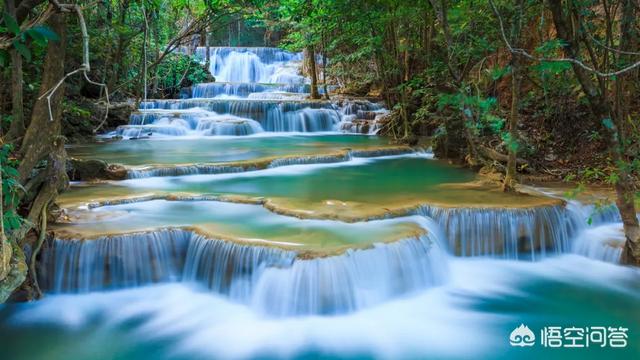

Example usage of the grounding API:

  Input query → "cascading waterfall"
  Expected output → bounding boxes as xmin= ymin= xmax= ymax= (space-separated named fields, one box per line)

xmin=106 ymin=46 xmax=387 ymax=137
xmin=193 ymin=47 xmax=305 ymax=84
xmin=191 ymin=82 xmax=318 ymax=98
xmin=40 ymin=230 xmax=191 ymax=293
xmin=118 ymin=100 xmax=346 ymax=136
xmin=41 ymin=197 xmax=627 ymax=317
xmin=127 ymin=164 xmax=252 ymax=179
xmin=57 ymin=44 xmax=634 ymax=324
xmin=572 ymin=223 xmax=625 ymax=263
xmin=415 ymin=203 xmax=620 ymax=259
xmin=41 ymin=227 xmax=447 ymax=316
xmin=565 ymin=200 xmax=625 ymax=263
xmin=181 ymin=234 xmax=297 ymax=302
xmin=251 ymin=235 xmax=448 ymax=316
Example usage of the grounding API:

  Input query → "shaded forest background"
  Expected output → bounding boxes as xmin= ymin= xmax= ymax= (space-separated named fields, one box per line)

xmin=0 ymin=0 xmax=639 ymax=300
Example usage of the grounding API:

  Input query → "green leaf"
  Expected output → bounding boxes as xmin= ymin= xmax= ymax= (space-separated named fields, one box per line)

xmin=3 ymin=12 xmax=20 ymax=35
xmin=12 ymin=40 xmax=31 ymax=62
xmin=30 ymin=25 xmax=60 ymax=42
xmin=602 ymin=118 xmax=614 ymax=130
xmin=489 ymin=65 xmax=511 ymax=81
xmin=25 ymin=28 xmax=47 ymax=46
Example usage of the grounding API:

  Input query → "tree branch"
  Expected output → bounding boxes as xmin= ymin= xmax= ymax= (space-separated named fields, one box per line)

xmin=34 ymin=1 xmax=110 ymax=129
xmin=488 ymin=0 xmax=640 ymax=78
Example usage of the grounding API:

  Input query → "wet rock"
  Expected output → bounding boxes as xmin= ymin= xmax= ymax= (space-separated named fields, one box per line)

xmin=67 ymin=158 xmax=127 ymax=181
xmin=63 ymin=99 xmax=135 ymax=143
xmin=179 ymin=87 xmax=192 ymax=99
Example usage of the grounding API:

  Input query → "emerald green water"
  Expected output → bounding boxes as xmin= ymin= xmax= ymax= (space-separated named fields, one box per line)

xmin=56 ymin=199 xmax=422 ymax=249
xmin=60 ymin=156 xmax=551 ymax=217
xmin=68 ymin=135 xmax=389 ymax=166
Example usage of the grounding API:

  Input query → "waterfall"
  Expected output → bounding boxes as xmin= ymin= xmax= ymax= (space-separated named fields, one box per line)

xmin=415 ymin=202 xmax=620 ymax=259
xmin=572 ymin=223 xmax=624 ymax=263
xmin=417 ymin=205 xmax=578 ymax=259
xmin=251 ymin=235 xmax=447 ymax=316
xmin=100 ymin=45 xmax=390 ymax=137
xmin=39 ymin=230 xmax=190 ymax=293
xmin=117 ymin=100 xmax=345 ymax=136
xmin=266 ymin=153 xmax=351 ymax=168
xmin=192 ymin=47 xmax=305 ymax=84
xmin=195 ymin=116 xmax=264 ymax=135
xmin=127 ymin=164 xmax=251 ymax=179
xmin=41 ymin=227 xmax=447 ymax=316
xmin=191 ymin=82 xmax=315 ymax=98
xmin=181 ymin=234 xmax=296 ymax=301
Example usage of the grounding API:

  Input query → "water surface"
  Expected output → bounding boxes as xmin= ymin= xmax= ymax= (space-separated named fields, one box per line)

xmin=55 ymin=200 xmax=424 ymax=250
xmin=60 ymin=156 xmax=558 ymax=219
xmin=68 ymin=135 xmax=390 ymax=166
xmin=1 ymin=256 xmax=637 ymax=359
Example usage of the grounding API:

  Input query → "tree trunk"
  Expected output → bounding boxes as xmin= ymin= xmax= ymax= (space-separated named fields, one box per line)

xmin=616 ymin=0 xmax=640 ymax=265
xmin=18 ymin=13 xmax=67 ymax=185
xmin=151 ymin=11 xmax=160 ymax=97
xmin=1 ymin=8 xmax=69 ymax=303
xmin=0 ymin=156 xmax=10 ymax=282
xmin=321 ymin=32 xmax=329 ymax=99
xmin=307 ymin=45 xmax=320 ymax=99
xmin=204 ymin=26 xmax=211 ymax=74
xmin=503 ymin=0 xmax=525 ymax=192
xmin=548 ymin=0 xmax=639 ymax=265
xmin=5 ymin=0 xmax=25 ymax=142
xmin=108 ymin=0 xmax=129 ymax=90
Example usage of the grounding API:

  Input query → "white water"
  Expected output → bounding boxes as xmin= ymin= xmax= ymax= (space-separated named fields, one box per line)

xmin=195 ymin=47 xmax=306 ymax=84
xmin=42 ymin=216 xmax=448 ymax=317
xmin=572 ymin=222 xmax=624 ymax=263
xmin=7 ymin=255 xmax=639 ymax=359
xmin=41 ymin=193 xmax=629 ymax=318
xmin=106 ymin=47 xmax=385 ymax=138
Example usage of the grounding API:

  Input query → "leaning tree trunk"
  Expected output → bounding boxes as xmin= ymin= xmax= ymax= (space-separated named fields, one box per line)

xmin=10 ymin=12 xmax=70 ymax=300
xmin=18 ymin=13 xmax=66 ymax=185
xmin=307 ymin=45 xmax=321 ymax=99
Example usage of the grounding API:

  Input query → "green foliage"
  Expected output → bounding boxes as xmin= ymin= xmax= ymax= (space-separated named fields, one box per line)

xmin=489 ymin=65 xmax=511 ymax=81
xmin=437 ymin=91 xmax=505 ymax=136
xmin=155 ymin=53 xmax=211 ymax=94
xmin=63 ymin=102 xmax=92 ymax=118
xmin=2 ymin=12 xmax=20 ymax=34
xmin=0 ymin=145 xmax=24 ymax=232
xmin=0 ymin=12 xmax=59 ymax=66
